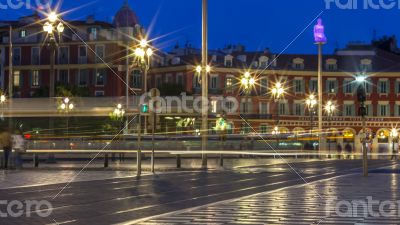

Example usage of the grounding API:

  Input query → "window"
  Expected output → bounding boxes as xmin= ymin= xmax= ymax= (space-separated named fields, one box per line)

xmin=95 ymin=91 xmax=104 ymax=97
xmin=211 ymin=76 xmax=218 ymax=89
xmin=378 ymin=80 xmax=389 ymax=94
xmin=365 ymin=80 xmax=372 ymax=94
xmin=309 ymin=79 xmax=318 ymax=92
xmin=260 ymin=125 xmax=269 ymax=134
xmin=156 ymin=75 xmax=162 ymax=88
xmin=292 ymin=58 xmax=304 ymax=70
xmin=259 ymin=102 xmax=268 ymax=114
xmin=13 ymin=71 xmax=20 ymax=87
xmin=396 ymin=105 xmax=400 ymax=117
xmin=379 ymin=104 xmax=389 ymax=117
xmin=259 ymin=56 xmax=269 ymax=68
xmin=58 ymin=70 xmax=69 ymax=84
xmin=95 ymin=45 xmax=105 ymax=63
xmin=225 ymin=76 xmax=234 ymax=93
xmin=78 ymin=46 xmax=87 ymax=64
xmin=31 ymin=70 xmax=40 ymax=87
xmin=241 ymin=123 xmax=250 ymax=134
xmin=343 ymin=79 xmax=354 ymax=94
xmin=211 ymin=100 xmax=217 ymax=113
xmin=20 ymin=30 xmax=26 ymax=38
xmin=294 ymin=103 xmax=303 ymax=116
xmin=90 ymin=27 xmax=98 ymax=40
xmin=78 ymin=69 xmax=89 ymax=86
xmin=396 ymin=81 xmax=400 ymax=94
xmin=58 ymin=47 xmax=69 ymax=64
xmin=294 ymin=79 xmax=303 ymax=93
xmin=360 ymin=59 xmax=372 ymax=71
xmin=225 ymin=101 xmax=235 ymax=113
xmin=365 ymin=104 xmax=373 ymax=117
xmin=327 ymin=80 xmax=337 ymax=93
xmin=13 ymin=48 xmax=21 ymax=65
xmin=224 ymin=55 xmax=233 ymax=67
xmin=193 ymin=75 xmax=201 ymax=88
xmin=279 ymin=103 xmax=286 ymax=115
xmin=176 ymin=73 xmax=183 ymax=85
xmin=260 ymin=77 xmax=268 ymax=95
xmin=31 ymin=47 xmax=40 ymax=65
xmin=95 ymin=69 xmax=107 ymax=86
xmin=325 ymin=59 xmax=338 ymax=71
xmin=344 ymin=104 xmax=355 ymax=116
xmin=132 ymin=70 xmax=142 ymax=88
xmin=240 ymin=99 xmax=252 ymax=114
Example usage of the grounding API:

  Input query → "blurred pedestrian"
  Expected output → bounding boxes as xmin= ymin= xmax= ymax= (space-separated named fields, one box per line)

xmin=1 ymin=128 xmax=13 ymax=169
xmin=345 ymin=143 xmax=352 ymax=159
xmin=337 ymin=144 xmax=342 ymax=159
xmin=12 ymin=130 xmax=26 ymax=168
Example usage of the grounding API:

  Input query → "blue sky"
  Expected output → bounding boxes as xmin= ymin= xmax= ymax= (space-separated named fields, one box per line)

xmin=2 ymin=0 xmax=400 ymax=54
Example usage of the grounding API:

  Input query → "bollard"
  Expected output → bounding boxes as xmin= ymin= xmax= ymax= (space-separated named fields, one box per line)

xmin=219 ymin=154 xmax=223 ymax=167
xmin=176 ymin=154 xmax=181 ymax=168
xmin=104 ymin=154 xmax=109 ymax=168
xmin=34 ymin=154 xmax=39 ymax=168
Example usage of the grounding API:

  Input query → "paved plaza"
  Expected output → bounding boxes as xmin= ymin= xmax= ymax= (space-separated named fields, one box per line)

xmin=137 ymin=173 xmax=400 ymax=225
xmin=0 ymin=160 xmax=398 ymax=225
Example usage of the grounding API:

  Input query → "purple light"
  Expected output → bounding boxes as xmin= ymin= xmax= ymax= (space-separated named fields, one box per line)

xmin=314 ymin=18 xmax=327 ymax=43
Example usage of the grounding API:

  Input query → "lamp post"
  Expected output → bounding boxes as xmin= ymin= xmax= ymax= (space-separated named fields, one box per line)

xmin=306 ymin=94 xmax=317 ymax=149
xmin=324 ymin=100 xmax=336 ymax=154
xmin=195 ymin=64 xmax=211 ymax=167
xmin=272 ymin=126 xmax=280 ymax=147
xmin=0 ymin=94 xmax=6 ymax=120
xmin=59 ymin=97 xmax=74 ymax=137
xmin=109 ymin=104 xmax=125 ymax=164
xmin=271 ymin=82 xmax=284 ymax=149
xmin=240 ymin=71 xmax=255 ymax=113
xmin=356 ymin=74 xmax=368 ymax=176
xmin=43 ymin=12 xmax=64 ymax=98
xmin=133 ymin=39 xmax=153 ymax=177
xmin=314 ymin=18 xmax=327 ymax=152
xmin=215 ymin=114 xmax=227 ymax=166
xmin=390 ymin=128 xmax=398 ymax=160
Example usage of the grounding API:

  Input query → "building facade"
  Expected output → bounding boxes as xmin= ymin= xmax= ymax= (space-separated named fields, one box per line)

xmin=1 ymin=2 xmax=400 ymax=152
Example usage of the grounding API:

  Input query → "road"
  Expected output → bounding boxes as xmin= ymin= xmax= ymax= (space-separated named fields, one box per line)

xmin=0 ymin=160 xmax=397 ymax=225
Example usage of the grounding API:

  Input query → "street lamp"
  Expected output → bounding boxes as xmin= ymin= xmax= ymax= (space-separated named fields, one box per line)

xmin=314 ymin=18 xmax=327 ymax=152
xmin=240 ymin=71 xmax=255 ymax=114
xmin=324 ymin=101 xmax=336 ymax=154
xmin=195 ymin=64 xmax=211 ymax=168
xmin=271 ymin=82 xmax=284 ymax=149
xmin=390 ymin=128 xmax=399 ymax=160
xmin=356 ymin=73 xmax=368 ymax=176
xmin=306 ymin=94 xmax=317 ymax=149
xmin=43 ymin=11 xmax=64 ymax=98
xmin=133 ymin=38 xmax=153 ymax=176
xmin=0 ymin=94 xmax=6 ymax=120
xmin=59 ymin=97 xmax=74 ymax=137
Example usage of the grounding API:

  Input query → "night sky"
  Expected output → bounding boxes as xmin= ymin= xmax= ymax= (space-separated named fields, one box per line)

xmin=2 ymin=0 xmax=400 ymax=54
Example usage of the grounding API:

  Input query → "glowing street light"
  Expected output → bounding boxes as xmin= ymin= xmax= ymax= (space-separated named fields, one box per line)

xmin=324 ymin=100 xmax=336 ymax=116
xmin=59 ymin=97 xmax=74 ymax=112
xmin=271 ymin=82 xmax=284 ymax=99
xmin=133 ymin=38 xmax=154 ymax=176
xmin=0 ymin=94 xmax=6 ymax=104
xmin=240 ymin=71 xmax=255 ymax=93
xmin=43 ymin=11 xmax=65 ymax=98
xmin=306 ymin=94 xmax=318 ymax=142
xmin=306 ymin=94 xmax=317 ymax=109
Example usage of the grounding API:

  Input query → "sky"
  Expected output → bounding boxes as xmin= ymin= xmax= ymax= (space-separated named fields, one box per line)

xmin=2 ymin=0 xmax=400 ymax=54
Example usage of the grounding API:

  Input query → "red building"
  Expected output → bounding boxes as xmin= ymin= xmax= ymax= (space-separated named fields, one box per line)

xmin=1 ymin=2 xmax=400 ymax=152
